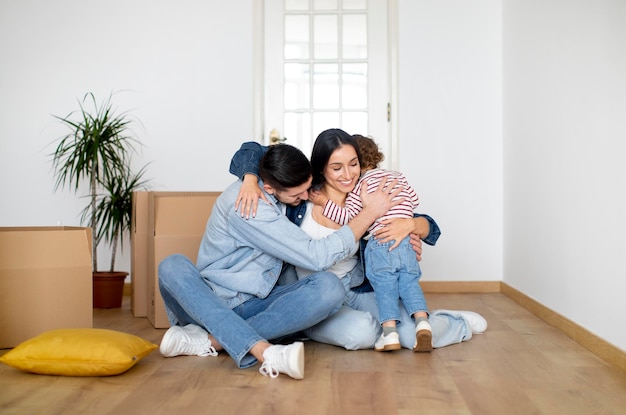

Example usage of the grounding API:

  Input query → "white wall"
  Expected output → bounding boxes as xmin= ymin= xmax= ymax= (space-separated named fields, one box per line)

xmin=1 ymin=1 xmax=624 ymax=352
xmin=503 ymin=0 xmax=626 ymax=351
xmin=0 ymin=0 xmax=255 ymax=271
xmin=397 ymin=0 xmax=503 ymax=282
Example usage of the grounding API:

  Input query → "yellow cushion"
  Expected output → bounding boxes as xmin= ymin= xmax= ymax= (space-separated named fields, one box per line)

xmin=0 ymin=328 xmax=157 ymax=376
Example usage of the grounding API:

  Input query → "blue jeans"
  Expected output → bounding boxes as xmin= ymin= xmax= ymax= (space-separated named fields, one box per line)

xmin=158 ymin=254 xmax=344 ymax=369
xmin=304 ymin=274 xmax=473 ymax=350
xmin=365 ymin=236 xmax=427 ymax=324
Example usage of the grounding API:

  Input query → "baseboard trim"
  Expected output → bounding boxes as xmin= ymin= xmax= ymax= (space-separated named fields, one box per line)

xmin=422 ymin=280 xmax=501 ymax=293
xmin=124 ymin=282 xmax=131 ymax=297
xmin=501 ymin=282 xmax=625 ymax=373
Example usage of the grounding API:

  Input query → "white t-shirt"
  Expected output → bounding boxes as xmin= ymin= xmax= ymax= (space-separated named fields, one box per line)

xmin=295 ymin=202 xmax=359 ymax=280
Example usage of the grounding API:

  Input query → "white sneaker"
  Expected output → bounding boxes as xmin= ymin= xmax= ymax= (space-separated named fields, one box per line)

xmin=374 ymin=331 xmax=401 ymax=352
xmin=433 ymin=309 xmax=488 ymax=334
xmin=259 ymin=342 xmax=305 ymax=380
xmin=160 ymin=324 xmax=218 ymax=357
xmin=413 ymin=320 xmax=433 ymax=352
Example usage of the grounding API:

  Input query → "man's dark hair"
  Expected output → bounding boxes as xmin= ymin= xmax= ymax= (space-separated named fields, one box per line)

xmin=259 ymin=144 xmax=312 ymax=192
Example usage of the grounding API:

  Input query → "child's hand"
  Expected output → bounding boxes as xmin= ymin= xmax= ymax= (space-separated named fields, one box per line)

xmin=235 ymin=174 xmax=271 ymax=219
xmin=308 ymin=188 xmax=328 ymax=207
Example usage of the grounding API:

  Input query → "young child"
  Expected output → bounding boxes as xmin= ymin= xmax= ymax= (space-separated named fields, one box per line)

xmin=321 ymin=135 xmax=432 ymax=352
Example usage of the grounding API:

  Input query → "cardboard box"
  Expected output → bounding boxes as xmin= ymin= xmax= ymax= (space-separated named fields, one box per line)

xmin=0 ymin=227 xmax=93 ymax=348
xmin=130 ymin=192 xmax=150 ymax=317
xmin=131 ymin=192 xmax=221 ymax=328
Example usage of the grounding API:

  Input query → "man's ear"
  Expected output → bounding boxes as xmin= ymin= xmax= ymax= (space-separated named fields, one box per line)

xmin=263 ymin=183 xmax=275 ymax=195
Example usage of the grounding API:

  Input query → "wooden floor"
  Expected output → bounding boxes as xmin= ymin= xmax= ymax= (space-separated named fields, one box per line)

xmin=1 ymin=293 xmax=625 ymax=415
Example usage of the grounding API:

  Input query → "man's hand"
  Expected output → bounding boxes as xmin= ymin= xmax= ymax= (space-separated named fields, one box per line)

xmin=347 ymin=177 xmax=403 ymax=242
xmin=359 ymin=177 xmax=403 ymax=219
xmin=235 ymin=174 xmax=271 ymax=219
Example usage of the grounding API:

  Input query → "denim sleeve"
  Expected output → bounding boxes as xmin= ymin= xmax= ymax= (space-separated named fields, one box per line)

xmin=228 ymin=141 xmax=269 ymax=179
xmin=414 ymin=213 xmax=441 ymax=246
xmin=228 ymin=202 xmax=357 ymax=271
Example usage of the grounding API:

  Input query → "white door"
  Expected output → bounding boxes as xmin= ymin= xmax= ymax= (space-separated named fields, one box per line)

xmin=258 ymin=0 xmax=393 ymax=167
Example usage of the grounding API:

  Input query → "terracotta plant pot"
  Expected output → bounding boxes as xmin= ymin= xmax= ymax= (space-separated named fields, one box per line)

xmin=93 ymin=271 xmax=128 ymax=308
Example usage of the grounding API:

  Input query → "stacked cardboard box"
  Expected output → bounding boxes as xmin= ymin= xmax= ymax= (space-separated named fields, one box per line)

xmin=0 ymin=227 xmax=93 ymax=348
xmin=131 ymin=192 xmax=221 ymax=328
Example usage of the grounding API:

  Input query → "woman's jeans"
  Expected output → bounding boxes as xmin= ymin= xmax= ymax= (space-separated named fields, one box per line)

xmin=365 ymin=236 xmax=427 ymax=324
xmin=304 ymin=274 xmax=473 ymax=350
xmin=158 ymin=254 xmax=344 ymax=369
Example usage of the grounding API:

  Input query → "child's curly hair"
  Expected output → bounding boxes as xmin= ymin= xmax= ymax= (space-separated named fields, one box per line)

xmin=353 ymin=134 xmax=384 ymax=170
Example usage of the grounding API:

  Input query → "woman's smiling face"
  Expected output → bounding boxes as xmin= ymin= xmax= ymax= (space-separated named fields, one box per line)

xmin=323 ymin=144 xmax=361 ymax=195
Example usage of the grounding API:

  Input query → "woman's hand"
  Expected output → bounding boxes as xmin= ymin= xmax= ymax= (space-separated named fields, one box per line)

xmin=235 ymin=174 xmax=270 ymax=219
xmin=409 ymin=234 xmax=423 ymax=261
xmin=373 ymin=216 xmax=430 ymax=260
xmin=373 ymin=217 xmax=415 ymax=250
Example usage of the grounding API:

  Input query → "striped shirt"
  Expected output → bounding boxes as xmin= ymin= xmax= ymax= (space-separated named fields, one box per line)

xmin=323 ymin=168 xmax=419 ymax=235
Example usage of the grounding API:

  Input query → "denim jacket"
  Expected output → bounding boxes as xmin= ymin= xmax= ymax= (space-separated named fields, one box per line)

xmin=196 ymin=180 xmax=357 ymax=308
xmin=228 ymin=141 xmax=442 ymax=291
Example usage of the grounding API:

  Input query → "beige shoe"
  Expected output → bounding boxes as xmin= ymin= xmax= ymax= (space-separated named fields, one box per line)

xmin=374 ymin=331 xmax=401 ymax=352
xmin=413 ymin=320 xmax=433 ymax=352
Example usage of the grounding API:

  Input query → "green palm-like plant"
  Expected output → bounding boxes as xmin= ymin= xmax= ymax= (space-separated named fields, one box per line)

xmin=50 ymin=92 xmax=143 ymax=272
xmin=93 ymin=164 xmax=149 ymax=272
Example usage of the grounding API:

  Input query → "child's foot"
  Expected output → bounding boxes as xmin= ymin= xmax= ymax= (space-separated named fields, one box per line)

xmin=413 ymin=320 xmax=433 ymax=352
xmin=374 ymin=331 xmax=401 ymax=352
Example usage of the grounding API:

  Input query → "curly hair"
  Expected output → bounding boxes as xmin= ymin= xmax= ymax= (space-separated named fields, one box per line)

xmin=353 ymin=134 xmax=384 ymax=170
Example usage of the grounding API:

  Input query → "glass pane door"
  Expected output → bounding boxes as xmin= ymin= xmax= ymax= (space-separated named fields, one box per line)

xmin=263 ymin=0 xmax=389 ymax=161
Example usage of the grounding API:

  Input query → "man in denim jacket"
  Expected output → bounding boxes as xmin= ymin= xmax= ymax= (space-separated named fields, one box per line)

xmin=158 ymin=144 xmax=398 ymax=380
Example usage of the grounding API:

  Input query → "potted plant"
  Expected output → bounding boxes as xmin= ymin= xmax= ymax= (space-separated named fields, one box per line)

xmin=90 ymin=163 xmax=149 ymax=307
xmin=50 ymin=92 xmax=149 ymax=308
